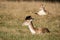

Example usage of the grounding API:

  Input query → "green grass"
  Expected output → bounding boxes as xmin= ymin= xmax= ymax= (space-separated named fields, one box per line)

xmin=0 ymin=1 xmax=60 ymax=40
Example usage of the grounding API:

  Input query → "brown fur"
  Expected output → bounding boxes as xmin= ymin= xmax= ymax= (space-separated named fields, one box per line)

xmin=30 ymin=21 xmax=50 ymax=34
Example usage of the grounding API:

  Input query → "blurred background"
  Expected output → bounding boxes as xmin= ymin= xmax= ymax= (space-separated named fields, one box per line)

xmin=0 ymin=0 xmax=60 ymax=2
xmin=0 ymin=0 xmax=60 ymax=40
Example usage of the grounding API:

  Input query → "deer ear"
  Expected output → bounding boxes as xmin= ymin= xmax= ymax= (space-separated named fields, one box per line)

xmin=25 ymin=16 xmax=34 ymax=20
xmin=40 ymin=4 xmax=46 ymax=8
xmin=25 ymin=16 xmax=31 ymax=20
xmin=40 ymin=4 xmax=43 ymax=7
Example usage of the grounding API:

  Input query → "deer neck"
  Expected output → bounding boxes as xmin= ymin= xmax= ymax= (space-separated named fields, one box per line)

xmin=28 ymin=22 xmax=36 ymax=34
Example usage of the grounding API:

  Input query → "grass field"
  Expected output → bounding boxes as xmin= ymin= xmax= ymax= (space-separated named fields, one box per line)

xmin=0 ymin=1 xmax=60 ymax=40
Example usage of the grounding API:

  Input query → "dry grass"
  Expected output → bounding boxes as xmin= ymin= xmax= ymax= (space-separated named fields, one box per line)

xmin=0 ymin=1 xmax=60 ymax=40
